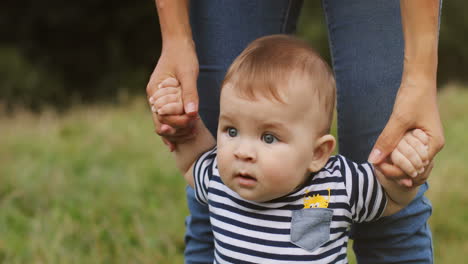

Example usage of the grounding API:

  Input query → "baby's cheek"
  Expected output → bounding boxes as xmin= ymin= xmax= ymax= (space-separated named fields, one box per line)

xmin=262 ymin=159 xmax=293 ymax=186
xmin=273 ymin=154 xmax=309 ymax=187
xmin=216 ymin=148 xmax=231 ymax=174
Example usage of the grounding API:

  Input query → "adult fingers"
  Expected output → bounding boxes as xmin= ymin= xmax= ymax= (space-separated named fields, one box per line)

xmin=378 ymin=162 xmax=413 ymax=188
xmin=156 ymin=124 xmax=176 ymax=136
xmin=156 ymin=120 xmax=195 ymax=143
xmin=427 ymin=126 xmax=445 ymax=161
xmin=180 ymin=74 xmax=199 ymax=117
xmin=146 ymin=77 xmax=158 ymax=97
xmin=397 ymin=177 xmax=413 ymax=188
xmin=158 ymin=114 xmax=193 ymax=129
xmin=159 ymin=127 xmax=196 ymax=145
xmin=376 ymin=159 xmax=406 ymax=179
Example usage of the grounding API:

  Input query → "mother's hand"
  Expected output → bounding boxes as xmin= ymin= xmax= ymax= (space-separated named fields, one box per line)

xmin=369 ymin=76 xmax=445 ymax=187
xmin=146 ymin=37 xmax=199 ymax=150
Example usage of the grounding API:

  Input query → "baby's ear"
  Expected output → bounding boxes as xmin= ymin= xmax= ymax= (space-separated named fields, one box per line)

xmin=308 ymin=134 xmax=336 ymax=172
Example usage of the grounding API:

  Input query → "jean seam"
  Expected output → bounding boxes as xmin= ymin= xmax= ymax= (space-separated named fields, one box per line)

xmin=438 ymin=0 xmax=443 ymax=35
xmin=321 ymin=0 xmax=343 ymax=156
xmin=429 ymin=222 xmax=434 ymax=263
xmin=321 ymin=6 xmax=356 ymax=227
xmin=281 ymin=0 xmax=293 ymax=33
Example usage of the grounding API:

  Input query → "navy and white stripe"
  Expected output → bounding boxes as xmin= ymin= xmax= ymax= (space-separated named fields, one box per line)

xmin=193 ymin=148 xmax=217 ymax=204
xmin=193 ymin=149 xmax=387 ymax=263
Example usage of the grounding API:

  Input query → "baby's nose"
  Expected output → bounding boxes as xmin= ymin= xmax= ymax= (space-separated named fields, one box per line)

xmin=233 ymin=142 xmax=256 ymax=162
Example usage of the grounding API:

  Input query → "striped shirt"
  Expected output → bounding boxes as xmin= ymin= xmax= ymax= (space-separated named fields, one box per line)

xmin=193 ymin=148 xmax=387 ymax=264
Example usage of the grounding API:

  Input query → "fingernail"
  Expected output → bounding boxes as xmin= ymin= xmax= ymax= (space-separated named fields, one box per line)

xmin=160 ymin=124 xmax=169 ymax=132
xmin=149 ymin=97 xmax=154 ymax=104
xmin=158 ymin=83 xmax=162 ymax=89
xmin=157 ymin=109 xmax=164 ymax=115
xmin=418 ymin=168 xmax=425 ymax=174
xmin=412 ymin=172 xmax=418 ymax=178
xmin=402 ymin=178 xmax=412 ymax=188
xmin=368 ymin=149 xmax=381 ymax=163
xmin=186 ymin=102 xmax=196 ymax=114
xmin=151 ymin=105 xmax=157 ymax=113
xmin=424 ymin=160 xmax=429 ymax=166
xmin=406 ymin=180 xmax=413 ymax=188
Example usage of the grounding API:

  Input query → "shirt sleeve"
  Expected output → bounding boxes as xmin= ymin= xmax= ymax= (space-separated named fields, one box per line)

xmin=338 ymin=155 xmax=387 ymax=223
xmin=192 ymin=147 xmax=217 ymax=205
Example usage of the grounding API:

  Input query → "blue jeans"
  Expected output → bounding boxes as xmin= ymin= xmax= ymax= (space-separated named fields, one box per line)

xmin=185 ymin=0 xmax=438 ymax=263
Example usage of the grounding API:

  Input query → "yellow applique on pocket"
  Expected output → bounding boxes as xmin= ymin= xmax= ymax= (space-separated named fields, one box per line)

xmin=304 ymin=188 xmax=331 ymax=209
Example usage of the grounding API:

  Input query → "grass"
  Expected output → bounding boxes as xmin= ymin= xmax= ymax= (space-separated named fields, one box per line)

xmin=428 ymin=85 xmax=468 ymax=262
xmin=0 ymin=101 xmax=187 ymax=263
xmin=0 ymin=86 xmax=467 ymax=263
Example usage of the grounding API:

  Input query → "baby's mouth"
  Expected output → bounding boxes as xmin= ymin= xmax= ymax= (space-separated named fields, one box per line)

xmin=238 ymin=173 xmax=256 ymax=180
xmin=235 ymin=172 xmax=257 ymax=187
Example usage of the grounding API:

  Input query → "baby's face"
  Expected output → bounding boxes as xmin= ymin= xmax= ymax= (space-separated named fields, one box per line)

xmin=217 ymin=79 xmax=323 ymax=202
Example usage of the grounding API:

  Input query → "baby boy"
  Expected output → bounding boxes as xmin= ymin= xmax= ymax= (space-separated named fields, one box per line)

xmin=150 ymin=35 xmax=431 ymax=263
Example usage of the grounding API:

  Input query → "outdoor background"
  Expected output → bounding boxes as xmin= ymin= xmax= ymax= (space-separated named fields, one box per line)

xmin=0 ymin=1 xmax=467 ymax=263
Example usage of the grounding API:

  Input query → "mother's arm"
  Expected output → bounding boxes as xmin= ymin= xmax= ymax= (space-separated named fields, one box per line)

xmin=369 ymin=0 xmax=444 ymax=187
xmin=147 ymin=0 xmax=199 ymax=150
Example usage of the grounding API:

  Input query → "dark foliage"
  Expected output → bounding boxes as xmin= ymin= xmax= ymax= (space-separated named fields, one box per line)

xmin=438 ymin=0 xmax=468 ymax=84
xmin=0 ymin=1 xmax=466 ymax=110
xmin=0 ymin=0 xmax=161 ymax=110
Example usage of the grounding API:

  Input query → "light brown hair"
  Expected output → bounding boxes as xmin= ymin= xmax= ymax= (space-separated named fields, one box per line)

xmin=222 ymin=34 xmax=336 ymax=133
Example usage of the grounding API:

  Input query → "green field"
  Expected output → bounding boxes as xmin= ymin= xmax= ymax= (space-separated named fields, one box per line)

xmin=0 ymin=86 xmax=467 ymax=263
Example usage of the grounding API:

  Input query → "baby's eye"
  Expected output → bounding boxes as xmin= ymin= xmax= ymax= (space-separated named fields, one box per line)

xmin=262 ymin=133 xmax=278 ymax=144
xmin=227 ymin=127 xmax=238 ymax=137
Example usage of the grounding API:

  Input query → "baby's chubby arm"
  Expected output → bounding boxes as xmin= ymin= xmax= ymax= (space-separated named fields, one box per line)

xmin=375 ymin=129 xmax=433 ymax=216
xmin=149 ymin=78 xmax=215 ymax=187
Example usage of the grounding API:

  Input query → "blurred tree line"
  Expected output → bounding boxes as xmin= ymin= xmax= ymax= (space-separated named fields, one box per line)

xmin=0 ymin=0 xmax=466 ymax=111
xmin=0 ymin=0 xmax=161 ymax=111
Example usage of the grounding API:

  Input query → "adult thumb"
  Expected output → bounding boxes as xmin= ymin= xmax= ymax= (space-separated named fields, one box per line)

xmin=180 ymin=75 xmax=199 ymax=117
xmin=368 ymin=114 xmax=407 ymax=164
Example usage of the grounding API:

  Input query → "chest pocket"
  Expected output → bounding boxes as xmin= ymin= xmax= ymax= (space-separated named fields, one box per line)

xmin=290 ymin=208 xmax=333 ymax=252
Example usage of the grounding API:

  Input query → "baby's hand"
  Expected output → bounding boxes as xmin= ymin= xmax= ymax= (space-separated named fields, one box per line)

xmin=391 ymin=129 xmax=431 ymax=181
xmin=149 ymin=77 xmax=184 ymax=116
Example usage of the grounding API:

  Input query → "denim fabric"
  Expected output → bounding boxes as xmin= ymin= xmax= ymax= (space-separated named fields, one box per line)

xmin=352 ymin=184 xmax=433 ymax=264
xmin=290 ymin=208 xmax=333 ymax=252
xmin=323 ymin=1 xmax=436 ymax=263
xmin=184 ymin=186 xmax=214 ymax=264
xmin=187 ymin=3 xmax=302 ymax=263
xmin=185 ymin=0 xmax=439 ymax=263
xmin=189 ymin=0 xmax=303 ymax=138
